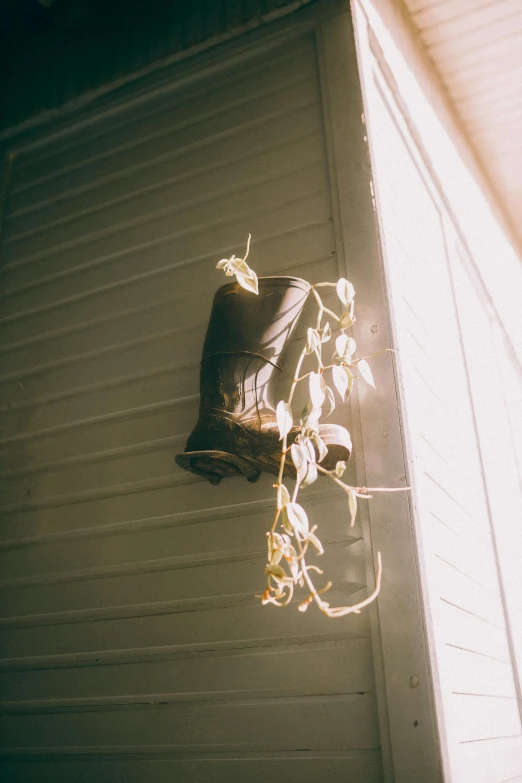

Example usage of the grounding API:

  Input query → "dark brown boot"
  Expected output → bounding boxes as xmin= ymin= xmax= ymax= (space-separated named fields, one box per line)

xmin=176 ymin=277 xmax=351 ymax=484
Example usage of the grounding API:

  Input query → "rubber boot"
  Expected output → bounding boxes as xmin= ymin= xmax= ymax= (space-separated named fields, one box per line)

xmin=176 ymin=277 xmax=352 ymax=484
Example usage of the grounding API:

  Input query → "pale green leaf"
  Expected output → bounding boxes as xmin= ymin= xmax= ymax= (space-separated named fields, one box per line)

xmin=357 ymin=359 xmax=375 ymax=388
xmin=340 ymin=311 xmax=355 ymax=329
xmin=297 ymin=461 xmax=309 ymax=483
xmin=235 ymin=268 xmax=259 ymax=295
xmin=320 ymin=322 xmax=332 ymax=343
xmin=312 ymin=433 xmax=328 ymax=463
xmin=301 ymin=461 xmax=318 ymax=487
xmin=336 ymin=278 xmax=355 ymax=306
xmin=302 ymin=408 xmax=321 ymax=435
xmin=267 ymin=563 xmax=287 ymax=580
xmin=300 ymin=399 xmax=313 ymax=426
xmin=307 ymin=530 xmax=324 ymax=555
xmin=335 ymin=334 xmax=356 ymax=361
xmin=332 ymin=364 xmax=348 ymax=400
xmin=216 ymin=258 xmax=230 ymax=269
xmin=282 ymin=509 xmax=294 ymax=535
xmin=285 ymin=502 xmax=310 ymax=536
xmin=276 ymin=400 xmax=293 ymax=440
xmin=302 ymin=437 xmax=316 ymax=464
xmin=324 ymin=385 xmax=336 ymax=416
xmin=306 ymin=327 xmax=320 ymax=354
xmin=344 ymin=337 xmax=356 ymax=361
xmin=290 ymin=442 xmax=305 ymax=473
xmin=289 ymin=557 xmax=300 ymax=581
xmin=309 ymin=371 xmax=326 ymax=408
xmin=335 ymin=333 xmax=348 ymax=358
xmin=279 ymin=483 xmax=291 ymax=507
xmin=335 ymin=460 xmax=346 ymax=478
xmin=270 ymin=549 xmax=283 ymax=566
xmin=270 ymin=532 xmax=284 ymax=551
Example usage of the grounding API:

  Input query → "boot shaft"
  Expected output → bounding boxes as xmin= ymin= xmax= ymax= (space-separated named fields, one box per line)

xmin=199 ymin=277 xmax=310 ymax=420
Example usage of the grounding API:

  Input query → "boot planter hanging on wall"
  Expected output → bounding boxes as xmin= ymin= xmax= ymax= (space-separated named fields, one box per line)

xmin=176 ymin=276 xmax=352 ymax=485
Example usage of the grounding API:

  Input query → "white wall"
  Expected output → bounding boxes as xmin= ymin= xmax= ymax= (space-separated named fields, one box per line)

xmin=353 ymin=1 xmax=522 ymax=780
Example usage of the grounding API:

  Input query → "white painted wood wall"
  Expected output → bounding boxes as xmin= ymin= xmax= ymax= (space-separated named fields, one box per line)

xmin=355 ymin=3 xmax=522 ymax=780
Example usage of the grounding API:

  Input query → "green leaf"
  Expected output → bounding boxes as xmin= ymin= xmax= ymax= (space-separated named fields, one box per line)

xmin=269 ymin=532 xmax=284 ymax=555
xmin=312 ymin=433 xmax=328 ymax=463
xmin=335 ymin=333 xmax=348 ymax=358
xmin=285 ymin=502 xmax=310 ymax=536
xmin=324 ymin=385 xmax=336 ymax=416
xmin=301 ymin=462 xmax=318 ymax=487
xmin=345 ymin=337 xmax=356 ymax=361
xmin=320 ymin=322 xmax=332 ymax=343
xmin=282 ymin=510 xmax=294 ymax=535
xmin=335 ymin=460 xmax=346 ymax=478
xmin=297 ymin=461 xmax=309 ymax=483
xmin=267 ymin=563 xmax=287 ymax=581
xmin=289 ymin=557 xmax=300 ymax=581
xmin=357 ymin=359 xmax=375 ymax=388
xmin=216 ymin=258 xmax=231 ymax=270
xmin=302 ymin=437 xmax=316 ymax=464
xmin=332 ymin=364 xmax=348 ymax=400
xmin=336 ymin=278 xmax=355 ymax=306
xmin=302 ymin=407 xmax=321 ymax=436
xmin=235 ymin=268 xmax=259 ymax=295
xmin=279 ymin=483 xmax=291 ymax=507
xmin=276 ymin=400 xmax=293 ymax=440
xmin=309 ymin=371 xmax=326 ymax=408
xmin=307 ymin=530 xmax=324 ymax=554
xmin=270 ymin=549 xmax=283 ymax=566
xmin=306 ymin=327 xmax=320 ymax=354
xmin=300 ymin=399 xmax=313 ymax=427
xmin=335 ymin=334 xmax=356 ymax=361
xmin=339 ymin=311 xmax=355 ymax=329
xmin=291 ymin=443 xmax=305 ymax=474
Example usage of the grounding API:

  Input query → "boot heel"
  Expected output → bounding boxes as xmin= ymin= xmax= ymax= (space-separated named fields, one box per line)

xmin=176 ymin=450 xmax=261 ymax=485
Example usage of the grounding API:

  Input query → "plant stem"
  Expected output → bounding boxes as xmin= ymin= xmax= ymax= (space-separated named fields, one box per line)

xmin=270 ymin=345 xmax=308 ymax=536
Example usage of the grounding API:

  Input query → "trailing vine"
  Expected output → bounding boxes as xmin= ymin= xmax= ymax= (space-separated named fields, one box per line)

xmin=217 ymin=236 xmax=408 ymax=618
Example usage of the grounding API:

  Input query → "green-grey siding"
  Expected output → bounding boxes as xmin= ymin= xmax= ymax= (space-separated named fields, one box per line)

xmin=0 ymin=24 xmax=385 ymax=782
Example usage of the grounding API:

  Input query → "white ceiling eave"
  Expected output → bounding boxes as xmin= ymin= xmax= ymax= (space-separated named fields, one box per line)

xmin=401 ymin=0 xmax=522 ymax=245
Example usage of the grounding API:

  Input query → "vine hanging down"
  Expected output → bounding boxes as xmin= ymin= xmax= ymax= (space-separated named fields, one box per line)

xmin=217 ymin=236 xmax=408 ymax=618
